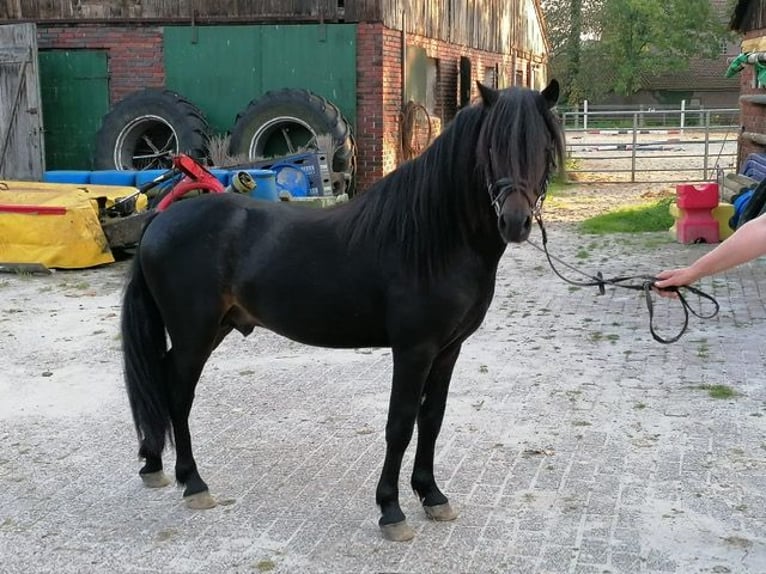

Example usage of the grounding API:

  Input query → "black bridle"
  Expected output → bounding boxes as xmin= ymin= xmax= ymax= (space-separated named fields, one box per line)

xmin=487 ymin=177 xmax=546 ymax=219
xmin=487 ymin=176 xmax=719 ymax=344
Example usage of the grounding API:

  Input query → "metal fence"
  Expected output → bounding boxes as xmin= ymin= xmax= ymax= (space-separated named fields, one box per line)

xmin=560 ymin=107 xmax=740 ymax=184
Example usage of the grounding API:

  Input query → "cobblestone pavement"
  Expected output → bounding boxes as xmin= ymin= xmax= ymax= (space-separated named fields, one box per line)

xmin=0 ymin=220 xmax=764 ymax=573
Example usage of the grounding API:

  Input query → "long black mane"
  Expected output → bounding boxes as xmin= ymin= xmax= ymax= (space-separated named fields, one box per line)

xmin=336 ymin=86 xmax=565 ymax=276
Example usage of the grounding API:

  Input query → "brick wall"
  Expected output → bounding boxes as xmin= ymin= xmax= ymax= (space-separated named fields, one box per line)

xmin=738 ymin=29 xmax=766 ymax=169
xmin=37 ymin=24 xmax=164 ymax=105
xmin=355 ymin=24 xmax=542 ymax=192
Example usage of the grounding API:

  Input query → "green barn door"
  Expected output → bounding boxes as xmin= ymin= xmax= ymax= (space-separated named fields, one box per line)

xmin=38 ymin=50 xmax=109 ymax=170
xmin=164 ymin=24 xmax=357 ymax=134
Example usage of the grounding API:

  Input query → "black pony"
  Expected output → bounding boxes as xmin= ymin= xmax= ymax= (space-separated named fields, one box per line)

xmin=122 ymin=80 xmax=565 ymax=541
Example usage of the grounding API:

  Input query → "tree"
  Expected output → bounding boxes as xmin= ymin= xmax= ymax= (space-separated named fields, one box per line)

xmin=599 ymin=0 xmax=726 ymax=96
xmin=541 ymin=0 xmax=731 ymax=102
xmin=543 ymin=0 xmax=582 ymax=102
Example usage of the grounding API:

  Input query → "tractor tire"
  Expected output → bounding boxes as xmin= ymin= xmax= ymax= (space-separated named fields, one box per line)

xmin=229 ymin=89 xmax=355 ymax=195
xmin=94 ymin=89 xmax=209 ymax=171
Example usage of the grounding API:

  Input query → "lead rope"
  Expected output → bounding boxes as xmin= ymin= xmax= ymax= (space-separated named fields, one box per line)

xmin=526 ymin=212 xmax=720 ymax=344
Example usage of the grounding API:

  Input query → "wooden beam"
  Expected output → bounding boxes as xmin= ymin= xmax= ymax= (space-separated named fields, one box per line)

xmin=740 ymin=94 xmax=766 ymax=106
xmin=743 ymin=131 xmax=766 ymax=145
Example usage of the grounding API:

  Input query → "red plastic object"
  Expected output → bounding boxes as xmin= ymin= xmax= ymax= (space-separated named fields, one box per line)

xmin=675 ymin=183 xmax=718 ymax=209
xmin=0 ymin=204 xmax=67 ymax=215
xmin=674 ymin=183 xmax=720 ymax=244
xmin=675 ymin=217 xmax=719 ymax=244
xmin=155 ymin=180 xmax=223 ymax=211
xmin=155 ymin=154 xmax=225 ymax=212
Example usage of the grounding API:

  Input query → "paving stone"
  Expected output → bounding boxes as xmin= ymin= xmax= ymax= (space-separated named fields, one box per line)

xmin=1 ymin=223 xmax=765 ymax=572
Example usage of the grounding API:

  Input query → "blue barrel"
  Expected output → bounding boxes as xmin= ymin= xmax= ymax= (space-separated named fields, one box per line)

xmin=272 ymin=164 xmax=309 ymax=198
xmin=245 ymin=169 xmax=278 ymax=202
xmin=209 ymin=169 xmax=230 ymax=187
xmin=43 ymin=170 xmax=91 ymax=184
xmin=89 ymin=170 xmax=137 ymax=187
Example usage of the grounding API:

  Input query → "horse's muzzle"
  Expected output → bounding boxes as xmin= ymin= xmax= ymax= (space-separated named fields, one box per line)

xmin=498 ymin=209 xmax=533 ymax=243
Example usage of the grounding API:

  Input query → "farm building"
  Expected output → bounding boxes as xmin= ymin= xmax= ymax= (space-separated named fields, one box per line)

xmin=730 ymin=0 xmax=766 ymax=174
xmin=0 ymin=1 xmax=551 ymax=193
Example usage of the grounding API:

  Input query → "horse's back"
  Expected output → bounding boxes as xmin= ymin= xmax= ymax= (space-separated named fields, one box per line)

xmin=141 ymin=193 xmax=269 ymax=256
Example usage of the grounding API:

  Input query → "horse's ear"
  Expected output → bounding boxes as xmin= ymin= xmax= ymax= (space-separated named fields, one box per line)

xmin=476 ymin=81 xmax=499 ymax=107
xmin=541 ymin=79 xmax=560 ymax=109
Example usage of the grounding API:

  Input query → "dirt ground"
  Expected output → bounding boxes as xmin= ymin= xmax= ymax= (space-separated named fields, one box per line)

xmin=2 ymin=182 xmax=764 ymax=573
xmin=545 ymin=180 xmax=675 ymax=222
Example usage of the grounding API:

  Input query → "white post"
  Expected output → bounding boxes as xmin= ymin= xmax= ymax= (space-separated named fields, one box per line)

xmin=680 ymin=100 xmax=686 ymax=133
xmin=583 ymin=100 xmax=589 ymax=131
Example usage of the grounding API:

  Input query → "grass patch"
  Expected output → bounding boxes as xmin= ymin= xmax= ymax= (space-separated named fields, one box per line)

xmin=70 ymin=281 xmax=90 ymax=290
xmin=697 ymin=384 xmax=736 ymax=399
xmin=580 ymin=197 xmax=674 ymax=234
xmin=575 ymin=247 xmax=590 ymax=260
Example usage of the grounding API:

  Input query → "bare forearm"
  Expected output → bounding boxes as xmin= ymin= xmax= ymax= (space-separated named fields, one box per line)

xmin=685 ymin=215 xmax=766 ymax=280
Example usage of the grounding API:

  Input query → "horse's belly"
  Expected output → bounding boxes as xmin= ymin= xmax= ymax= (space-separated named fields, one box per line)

xmin=265 ymin=319 xmax=389 ymax=349
xmin=251 ymin=298 xmax=389 ymax=349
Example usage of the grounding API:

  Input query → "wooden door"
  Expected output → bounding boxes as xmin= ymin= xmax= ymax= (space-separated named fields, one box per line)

xmin=0 ymin=23 xmax=44 ymax=180
xmin=39 ymin=50 xmax=109 ymax=170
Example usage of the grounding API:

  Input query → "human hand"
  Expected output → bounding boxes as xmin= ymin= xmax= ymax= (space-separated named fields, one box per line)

xmin=652 ymin=268 xmax=697 ymax=299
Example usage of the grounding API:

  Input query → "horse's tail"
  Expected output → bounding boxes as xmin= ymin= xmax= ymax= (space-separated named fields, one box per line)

xmin=121 ymin=221 xmax=171 ymax=456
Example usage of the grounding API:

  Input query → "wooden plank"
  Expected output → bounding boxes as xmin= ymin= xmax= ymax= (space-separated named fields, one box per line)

xmin=743 ymin=131 xmax=766 ymax=145
xmin=0 ymin=22 xmax=44 ymax=180
xmin=1 ymin=0 xmax=346 ymax=20
xmin=741 ymin=94 xmax=766 ymax=106
xmin=722 ymin=172 xmax=757 ymax=202
xmin=0 ymin=0 xmax=23 ymax=20
xmin=0 ymin=0 xmax=547 ymax=57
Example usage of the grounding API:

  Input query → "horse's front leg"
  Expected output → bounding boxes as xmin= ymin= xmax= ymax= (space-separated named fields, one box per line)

xmin=376 ymin=346 xmax=434 ymax=541
xmin=411 ymin=342 xmax=461 ymax=522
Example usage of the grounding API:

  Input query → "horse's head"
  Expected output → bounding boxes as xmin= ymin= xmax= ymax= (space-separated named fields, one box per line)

xmin=476 ymin=80 xmax=564 ymax=244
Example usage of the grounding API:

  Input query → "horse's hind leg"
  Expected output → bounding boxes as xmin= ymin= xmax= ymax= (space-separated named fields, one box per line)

xmin=138 ymin=441 xmax=171 ymax=488
xmin=376 ymin=347 xmax=434 ymax=541
xmin=167 ymin=324 xmax=232 ymax=510
xmin=411 ymin=342 xmax=461 ymax=522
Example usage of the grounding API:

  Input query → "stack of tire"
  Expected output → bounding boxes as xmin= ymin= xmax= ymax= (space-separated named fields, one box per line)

xmin=94 ymin=87 xmax=355 ymax=196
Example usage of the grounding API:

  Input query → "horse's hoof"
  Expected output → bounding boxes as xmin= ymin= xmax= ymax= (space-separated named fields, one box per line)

xmin=380 ymin=520 xmax=416 ymax=542
xmin=140 ymin=471 xmax=171 ymax=488
xmin=424 ymin=502 xmax=458 ymax=521
xmin=184 ymin=491 xmax=217 ymax=509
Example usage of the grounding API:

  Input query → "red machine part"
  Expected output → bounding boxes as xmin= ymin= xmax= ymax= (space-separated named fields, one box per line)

xmin=155 ymin=154 xmax=225 ymax=212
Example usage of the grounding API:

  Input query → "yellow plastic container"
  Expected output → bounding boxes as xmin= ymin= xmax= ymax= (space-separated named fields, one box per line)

xmin=0 ymin=181 xmax=144 ymax=268
xmin=712 ymin=202 xmax=735 ymax=240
